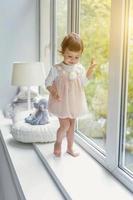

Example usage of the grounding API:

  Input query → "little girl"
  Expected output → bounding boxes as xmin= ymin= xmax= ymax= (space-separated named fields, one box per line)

xmin=45 ymin=32 xmax=96 ymax=157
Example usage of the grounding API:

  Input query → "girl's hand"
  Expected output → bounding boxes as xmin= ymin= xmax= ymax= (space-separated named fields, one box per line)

xmin=47 ymin=84 xmax=61 ymax=101
xmin=86 ymin=58 xmax=97 ymax=78
xmin=90 ymin=58 xmax=97 ymax=69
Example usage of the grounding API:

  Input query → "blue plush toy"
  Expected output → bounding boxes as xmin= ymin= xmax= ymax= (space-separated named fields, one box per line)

xmin=25 ymin=99 xmax=50 ymax=125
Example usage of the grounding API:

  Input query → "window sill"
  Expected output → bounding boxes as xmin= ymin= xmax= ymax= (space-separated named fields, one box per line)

xmin=0 ymin=113 xmax=132 ymax=199
xmin=0 ymin=119 xmax=63 ymax=200
xmin=34 ymin=140 xmax=133 ymax=200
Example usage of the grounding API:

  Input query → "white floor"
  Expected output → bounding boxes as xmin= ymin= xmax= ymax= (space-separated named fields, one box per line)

xmin=35 ymin=140 xmax=133 ymax=200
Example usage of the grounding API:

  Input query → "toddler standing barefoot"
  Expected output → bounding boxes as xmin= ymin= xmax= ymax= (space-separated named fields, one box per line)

xmin=45 ymin=32 xmax=96 ymax=157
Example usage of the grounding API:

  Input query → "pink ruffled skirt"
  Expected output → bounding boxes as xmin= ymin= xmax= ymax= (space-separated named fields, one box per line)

xmin=48 ymin=73 xmax=88 ymax=119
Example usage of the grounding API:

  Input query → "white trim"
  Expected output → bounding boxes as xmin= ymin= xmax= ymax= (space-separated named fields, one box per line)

xmin=76 ymin=130 xmax=106 ymax=155
xmin=75 ymin=0 xmax=80 ymax=33
xmin=119 ymin=0 xmax=131 ymax=169
xmin=75 ymin=133 xmax=133 ymax=193
xmin=40 ymin=0 xmax=51 ymax=74
xmin=67 ymin=0 xmax=72 ymax=33
xmin=50 ymin=0 xmax=56 ymax=65
xmin=69 ymin=0 xmax=79 ymax=33
xmin=105 ymin=0 xmax=125 ymax=170
xmin=113 ymin=167 xmax=133 ymax=193
xmin=75 ymin=133 xmax=106 ymax=167
xmin=71 ymin=0 xmax=76 ymax=32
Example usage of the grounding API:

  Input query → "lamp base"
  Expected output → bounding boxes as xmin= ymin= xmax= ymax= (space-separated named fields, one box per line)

xmin=27 ymin=86 xmax=31 ymax=111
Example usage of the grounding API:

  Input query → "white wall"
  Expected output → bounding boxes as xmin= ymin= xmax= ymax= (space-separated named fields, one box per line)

xmin=0 ymin=0 xmax=39 ymax=110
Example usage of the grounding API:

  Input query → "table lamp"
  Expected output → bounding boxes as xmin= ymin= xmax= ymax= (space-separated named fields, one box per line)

xmin=11 ymin=62 xmax=45 ymax=110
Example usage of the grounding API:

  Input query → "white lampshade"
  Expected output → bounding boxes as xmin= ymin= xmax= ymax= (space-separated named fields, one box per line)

xmin=11 ymin=62 xmax=45 ymax=110
xmin=12 ymin=62 xmax=45 ymax=86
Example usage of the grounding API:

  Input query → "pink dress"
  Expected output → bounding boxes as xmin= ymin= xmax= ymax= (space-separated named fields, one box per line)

xmin=47 ymin=63 xmax=88 ymax=119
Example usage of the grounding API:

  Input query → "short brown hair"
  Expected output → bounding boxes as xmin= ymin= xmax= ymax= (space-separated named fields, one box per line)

xmin=60 ymin=32 xmax=84 ymax=54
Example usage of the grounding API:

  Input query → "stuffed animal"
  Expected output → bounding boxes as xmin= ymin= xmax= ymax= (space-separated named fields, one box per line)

xmin=25 ymin=98 xmax=50 ymax=125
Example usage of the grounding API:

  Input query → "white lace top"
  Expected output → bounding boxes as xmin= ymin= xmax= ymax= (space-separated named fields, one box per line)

xmin=45 ymin=62 xmax=88 ymax=88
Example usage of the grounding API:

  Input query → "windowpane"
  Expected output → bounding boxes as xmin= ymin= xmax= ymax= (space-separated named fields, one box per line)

xmin=122 ymin=1 xmax=133 ymax=175
xmin=55 ymin=0 xmax=67 ymax=63
xmin=78 ymin=0 xmax=111 ymax=151
xmin=40 ymin=0 xmax=51 ymax=95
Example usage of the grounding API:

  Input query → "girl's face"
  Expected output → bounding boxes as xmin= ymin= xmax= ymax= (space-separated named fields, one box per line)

xmin=63 ymin=48 xmax=82 ymax=65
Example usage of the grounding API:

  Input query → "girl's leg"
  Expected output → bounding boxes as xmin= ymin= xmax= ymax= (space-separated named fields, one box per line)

xmin=66 ymin=118 xmax=79 ymax=157
xmin=54 ymin=118 xmax=70 ymax=156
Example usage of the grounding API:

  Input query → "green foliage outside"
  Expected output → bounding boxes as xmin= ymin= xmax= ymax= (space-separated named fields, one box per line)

xmin=127 ymin=37 xmax=133 ymax=140
xmin=56 ymin=0 xmax=133 ymax=141
xmin=80 ymin=0 xmax=110 ymax=122
xmin=56 ymin=0 xmax=67 ymax=63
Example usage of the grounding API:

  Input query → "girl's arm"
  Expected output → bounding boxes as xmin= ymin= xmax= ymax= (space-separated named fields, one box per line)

xmin=45 ymin=67 xmax=60 ymax=100
xmin=45 ymin=67 xmax=55 ymax=88
xmin=47 ymin=83 xmax=61 ymax=100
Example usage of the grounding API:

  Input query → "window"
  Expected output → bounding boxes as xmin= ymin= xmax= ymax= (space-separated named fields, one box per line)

xmin=75 ymin=0 xmax=133 ymax=192
xmin=53 ymin=0 xmax=68 ymax=64
xmin=77 ymin=0 xmax=111 ymax=153
xmin=120 ymin=0 xmax=133 ymax=176
xmin=40 ymin=0 xmax=51 ymax=74
xmin=39 ymin=0 xmax=51 ymax=95
xmin=41 ymin=0 xmax=133 ymax=192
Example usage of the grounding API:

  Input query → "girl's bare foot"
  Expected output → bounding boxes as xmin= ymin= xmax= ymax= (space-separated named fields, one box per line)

xmin=67 ymin=149 xmax=79 ymax=157
xmin=54 ymin=142 xmax=61 ymax=157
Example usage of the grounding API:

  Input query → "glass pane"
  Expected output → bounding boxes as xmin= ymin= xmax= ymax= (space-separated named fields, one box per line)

xmin=40 ymin=0 xmax=51 ymax=95
xmin=123 ymin=1 xmax=133 ymax=174
xmin=55 ymin=0 xmax=67 ymax=63
xmin=78 ymin=0 xmax=111 ymax=151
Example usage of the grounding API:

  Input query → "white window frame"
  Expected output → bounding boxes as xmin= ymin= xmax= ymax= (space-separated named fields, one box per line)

xmin=50 ymin=0 xmax=80 ymax=65
xmin=40 ymin=0 xmax=52 ymax=75
xmin=75 ymin=0 xmax=133 ymax=192
xmin=40 ymin=0 xmax=133 ymax=192
xmin=51 ymin=0 xmax=70 ymax=65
